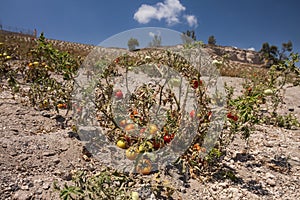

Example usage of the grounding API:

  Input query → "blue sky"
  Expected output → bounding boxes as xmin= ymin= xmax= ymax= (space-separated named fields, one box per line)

xmin=1 ymin=0 xmax=300 ymax=54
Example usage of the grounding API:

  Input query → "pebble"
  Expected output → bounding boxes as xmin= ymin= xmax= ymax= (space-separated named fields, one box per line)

xmin=35 ymin=189 xmax=43 ymax=195
xmin=42 ymin=182 xmax=50 ymax=190
xmin=20 ymin=185 xmax=29 ymax=190
xmin=53 ymin=158 xmax=60 ymax=164
xmin=42 ymin=151 xmax=56 ymax=157
xmin=265 ymin=172 xmax=275 ymax=179
xmin=266 ymin=178 xmax=276 ymax=187
xmin=41 ymin=111 xmax=51 ymax=118
xmin=33 ymin=180 xmax=42 ymax=188
xmin=219 ymin=182 xmax=229 ymax=188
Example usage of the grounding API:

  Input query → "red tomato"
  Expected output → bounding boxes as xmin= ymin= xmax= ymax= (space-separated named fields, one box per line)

xmin=152 ymin=139 xmax=164 ymax=150
xmin=191 ymin=79 xmax=202 ymax=89
xmin=227 ymin=112 xmax=238 ymax=121
xmin=192 ymin=80 xmax=199 ymax=89
xmin=227 ymin=112 xmax=233 ymax=119
xmin=190 ymin=110 xmax=196 ymax=119
xmin=115 ymin=90 xmax=123 ymax=100
xmin=163 ymin=135 xmax=172 ymax=144
xmin=232 ymin=115 xmax=238 ymax=121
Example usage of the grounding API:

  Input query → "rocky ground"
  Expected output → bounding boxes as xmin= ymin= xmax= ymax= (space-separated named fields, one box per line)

xmin=0 ymin=76 xmax=299 ymax=200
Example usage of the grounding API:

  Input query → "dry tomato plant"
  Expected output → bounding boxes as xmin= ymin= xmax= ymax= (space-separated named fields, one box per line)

xmin=94 ymin=50 xmax=216 ymax=174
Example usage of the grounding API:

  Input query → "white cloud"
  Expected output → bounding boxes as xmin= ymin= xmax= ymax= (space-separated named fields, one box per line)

xmin=184 ymin=15 xmax=198 ymax=27
xmin=134 ymin=0 xmax=186 ymax=25
xmin=247 ymin=47 xmax=256 ymax=51
xmin=149 ymin=30 xmax=161 ymax=38
xmin=149 ymin=32 xmax=155 ymax=37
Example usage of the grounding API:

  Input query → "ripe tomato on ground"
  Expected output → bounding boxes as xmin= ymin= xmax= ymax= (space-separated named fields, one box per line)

xmin=190 ymin=110 xmax=196 ymax=119
xmin=115 ymin=90 xmax=123 ymax=100
xmin=136 ymin=158 xmax=152 ymax=175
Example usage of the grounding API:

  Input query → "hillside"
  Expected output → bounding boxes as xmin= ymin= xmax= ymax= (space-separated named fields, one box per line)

xmin=0 ymin=30 xmax=94 ymax=57
xmin=0 ymin=30 xmax=266 ymax=75
xmin=0 ymin=31 xmax=299 ymax=200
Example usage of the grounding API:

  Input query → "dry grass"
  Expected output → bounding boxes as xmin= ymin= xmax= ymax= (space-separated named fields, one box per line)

xmin=217 ymin=61 xmax=269 ymax=79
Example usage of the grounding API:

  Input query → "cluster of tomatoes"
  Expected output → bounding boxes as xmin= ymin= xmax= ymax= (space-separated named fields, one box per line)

xmin=111 ymin=76 xmax=207 ymax=174
xmin=116 ymin=119 xmax=176 ymax=151
xmin=113 ymin=89 xmax=179 ymax=174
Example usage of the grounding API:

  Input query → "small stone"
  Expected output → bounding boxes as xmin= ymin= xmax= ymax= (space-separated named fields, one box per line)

xmin=42 ymin=183 xmax=50 ymax=190
xmin=264 ymin=142 xmax=275 ymax=147
xmin=219 ymin=182 xmax=229 ymax=188
xmin=41 ymin=111 xmax=51 ymax=118
xmin=228 ymin=187 xmax=240 ymax=198
xmin=53 ymin=158 xmax=60 ymax=164
xmin=179 ymin=186 xmax=187 ymax=193
xmin=229 ymin=164 xmax=235 ymax=169
xmin=3 ymin=186 xmax=12 ymax=192
xmin=20 ymin=185 xmax=29 ymax=190
xmin=11 ymin=128 xmax=19 ymax=133
xmin=34 ymin=179 xmax=43 ymax=186
xmin=43 ymin=151 xmax=56 ymax=157
xmin=266 ymin=178 xmax=276 ymax=187
xmin=35 ymin=189 xmax=43 ymax=195
xmin=60 ymin=146 xmax=69 ymax=152
xmin=291 ymin=156 xmax=299 ymax=162
xmin=279 ymin=144 xmax=288 ymax=148
xmin=265 ymin=172 xmax=275 ymax=179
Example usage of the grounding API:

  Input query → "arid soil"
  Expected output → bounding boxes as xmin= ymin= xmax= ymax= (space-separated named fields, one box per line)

xmin=0 ymin=76 xmax=299 ymax=200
